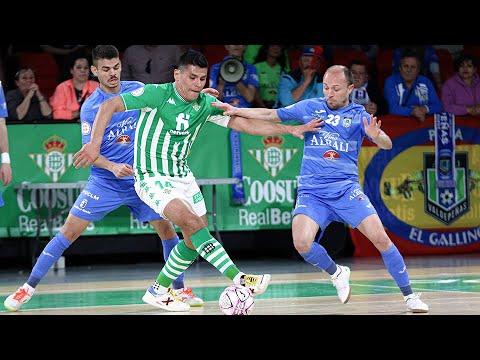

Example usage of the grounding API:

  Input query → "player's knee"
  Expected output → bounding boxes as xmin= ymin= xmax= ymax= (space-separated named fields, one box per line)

xmin=152 ymin=220 xmax=176 ymax=239
xmin=178 ymin=215 xmax=205 ymax=234
xmin=370 ymin=233 xmax=391 ymax=251
xmin=59 ymin=226 xmax=80 ymax=242
xmin=293 ymin=236 xmax=312 ymax=253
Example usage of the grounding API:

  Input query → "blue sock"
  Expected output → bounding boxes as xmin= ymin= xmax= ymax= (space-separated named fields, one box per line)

xmin=300 ymin=242 xmax=337 ymax=275
xmin=380 ymin=243 xmax=412 ymax=296
xmin=161 ymin=234 xmax=185 ymax=289
xmin=27 ymin=232 xmax=72 ymax=288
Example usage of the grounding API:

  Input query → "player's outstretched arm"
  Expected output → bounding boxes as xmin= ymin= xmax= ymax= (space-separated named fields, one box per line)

xmin=228 ymin=116 xmax=322 ymax=140
xmin=74 ymin=96 xmax=125 ymax=169
xmin=363 ymin=114 xmax=392 ymax=150
xmin=211 ymin=101 xmax=280 ymax=122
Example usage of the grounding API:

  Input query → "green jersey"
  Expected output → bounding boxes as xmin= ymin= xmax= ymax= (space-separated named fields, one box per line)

xmin=120 ymin=83 xmax=229 ymax=180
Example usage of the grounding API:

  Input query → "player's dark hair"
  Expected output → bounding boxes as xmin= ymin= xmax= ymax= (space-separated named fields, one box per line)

xmin=178 ymin=49 xmax=208 ymax=70
xmin=91 ymin=45 xmax=120 ymax=67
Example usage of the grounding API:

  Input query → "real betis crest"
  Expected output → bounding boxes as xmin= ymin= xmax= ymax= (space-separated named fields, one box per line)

xmin=248 ymin=135 xmax=298 ymax=178
xmin=423 ymin=152 xmax=470 ymax=225
xmin=28 ymin=135 xmax=74 ymax=183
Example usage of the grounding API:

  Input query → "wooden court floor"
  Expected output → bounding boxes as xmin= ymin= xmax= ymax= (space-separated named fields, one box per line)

xmin=1 ymin=254 xmax=480 ymax=315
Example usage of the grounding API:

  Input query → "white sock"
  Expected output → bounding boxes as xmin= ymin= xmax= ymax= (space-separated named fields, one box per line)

xmin=23 ymin=283 xmax=35 ymax=293
xmin=151 ymin=281 xmax=168 ymax=295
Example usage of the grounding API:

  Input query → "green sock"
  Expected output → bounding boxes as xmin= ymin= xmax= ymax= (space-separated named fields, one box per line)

xmin=156 ymin=240 xmax=197 ymax=288
xmin=191 ymin=228 xmax=240 ymax=280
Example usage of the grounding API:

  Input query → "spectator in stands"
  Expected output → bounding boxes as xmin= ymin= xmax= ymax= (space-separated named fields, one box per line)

xmin=6 ymin=67 xmax=52 ymax=122
xmin=244 ymin=45 xmax=262 ymax=64
xmin=349 ymin=59 xmax=388 ymax=116
xmin=245 ymin=44 xmax=291 ymax=70
xmin=384 ymin=49 xmax=442 ymax=122
xmin=441 ymin=53 xmax=480 ymax=116
xmin=253 ymin=45 xmax=290 ymax=108
xmin=121 ymin=45 xmax=191 ymax=84
xmin=49 ymin=56 xmax=99 ymax=121
xmin=392 ymin=45 xmax=443 ymax=92
xmin=0 ymin=80 xmax=11 ymax=208
xmin=274 ymin=46 xmax=324 ymax=108
xmin=209 ymin=45 xmax=258 ymax=106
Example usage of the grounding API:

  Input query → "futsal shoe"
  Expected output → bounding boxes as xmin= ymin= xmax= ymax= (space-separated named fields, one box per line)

xmin=331 ymin=265 xmax=351 ymax=303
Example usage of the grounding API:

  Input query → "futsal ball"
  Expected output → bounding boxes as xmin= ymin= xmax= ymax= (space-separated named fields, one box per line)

xmin=218 ymin=284 xmax=255 ymax=315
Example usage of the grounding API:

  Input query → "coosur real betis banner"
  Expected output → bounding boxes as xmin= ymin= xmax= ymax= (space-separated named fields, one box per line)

xmin=0 ymin=122 xmax=304 ymax=238
xmin=352 ymin=115 xmax=480 ymax=256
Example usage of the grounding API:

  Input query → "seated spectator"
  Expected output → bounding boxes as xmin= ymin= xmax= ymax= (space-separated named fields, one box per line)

xmin=392 ymin=45 xmax=443 ymax=92
xmin=49 ymin=56 xmax=99 ymax=121
xmin=253 ymin=45 xmax=290 ymax=108
xmin=441 ymin=53 xmax=480 ymax=116
xmin=274 ymin=46 xmax=324 ymax=108
xmin=6 ymin=67 xmax=52 ymax=122
xmin=349 ymin=59 xmax=388 ymax=116
xmin=121 ymin=45 xmax=191 ymax=84
xmin=209 ymin=45 xmax=258 ymax=107
xmin=384 ymin=50 xmax=442 ymax=122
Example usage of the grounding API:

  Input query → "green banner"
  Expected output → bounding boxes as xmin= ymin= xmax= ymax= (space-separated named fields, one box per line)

xmin=0 ymin=122 xmax=304 ymax=238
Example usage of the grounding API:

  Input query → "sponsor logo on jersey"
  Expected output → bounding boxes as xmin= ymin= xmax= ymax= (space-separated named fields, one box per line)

xmin=115 ymin=135 xmax=131 ymax=146
xmin=131 ymin=87 xmax=144 ymax=97
xmin=322 ymin=150 xmax=340 ymax=160
xmin=81 ymin=121 xmax=91 ymax=135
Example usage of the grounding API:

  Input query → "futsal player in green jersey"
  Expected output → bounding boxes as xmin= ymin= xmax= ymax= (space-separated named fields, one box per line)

xmin=74 ymin=48 xmax=322 ymax=312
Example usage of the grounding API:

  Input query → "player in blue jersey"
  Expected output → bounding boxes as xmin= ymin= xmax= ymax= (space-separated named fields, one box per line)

xmin=4 ymin=45 xmax=205 ymax=312
xmin=211 ymin=64 xmax=429 ymax=313
xmin=0 ymin=80 xmax=12 ymax=208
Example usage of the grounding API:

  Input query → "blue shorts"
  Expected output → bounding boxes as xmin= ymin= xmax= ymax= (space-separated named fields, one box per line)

xmin=0 ymin=192 xmax=3 ymax=208
xmin=294 ymin=182 xmax=377 ymax=242
xmin=69 ymin=176 xmax=162 ymax=222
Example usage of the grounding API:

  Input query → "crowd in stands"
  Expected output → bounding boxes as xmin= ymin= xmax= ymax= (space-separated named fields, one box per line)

xmin=0 ymin=44 xmax=478 ymax=123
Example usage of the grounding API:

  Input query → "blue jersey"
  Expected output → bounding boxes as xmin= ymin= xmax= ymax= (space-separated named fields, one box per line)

xmin=277 ymin=98 xmax=378 ymax=237
xmin=277 ymin=99 xmax=374 ymax=191
xmin=0 ymin=81 xmax=7 ymax=118
xmin=80 ymin=81 xmax=143 ymax=182
xmin=72 ymin=80 xmax=162 ymax=222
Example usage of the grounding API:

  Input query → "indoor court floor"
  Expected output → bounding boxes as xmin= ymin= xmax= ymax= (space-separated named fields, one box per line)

xmin=1 ymin=253 xmax=480 ymax=315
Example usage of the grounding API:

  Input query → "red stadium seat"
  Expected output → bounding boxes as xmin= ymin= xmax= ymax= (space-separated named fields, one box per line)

xmin=376 ymin=47 xmax=394 ymax=94
xmin=435 ymin=48 xmax=455 ymax=96
xmin=332 ymin=48 xmax=369 ymax=67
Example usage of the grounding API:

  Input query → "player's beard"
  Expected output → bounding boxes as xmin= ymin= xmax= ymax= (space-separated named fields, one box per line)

xmin=328 ymin=98 xmax=348 ymax=110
